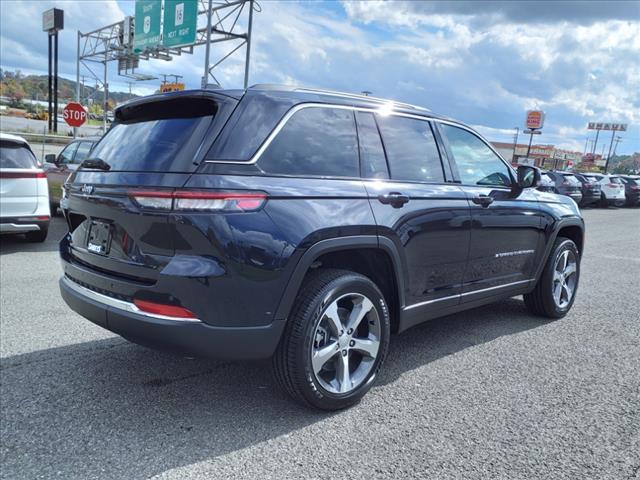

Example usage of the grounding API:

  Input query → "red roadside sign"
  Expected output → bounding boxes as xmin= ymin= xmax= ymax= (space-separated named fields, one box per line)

xmin=525 ymin=110 xmax=544 ymax=130
xmin=63 ymin=102 xmax=87 ymax=127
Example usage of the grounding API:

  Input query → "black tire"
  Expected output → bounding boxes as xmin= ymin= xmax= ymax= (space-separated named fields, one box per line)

xmin=50 ymin=203 xmax=59 ymax=216
xmin=524 ymin=237 xmax=580 ymax=318
xmin=599 ymin=193 xmax=609 ymax=208
xmin=25 ymin=227 xmax=48 ymax=243
xmin=273 ymin=268 xmax=390 ymax=410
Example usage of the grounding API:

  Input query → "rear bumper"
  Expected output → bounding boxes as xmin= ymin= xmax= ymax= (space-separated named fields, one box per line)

xmin=579 ymin=192 xmax=600 ymax=205
xmin=59 ymin=275 xmax=286 ymax=360
xmin=0 ymin=216 xmax=49 ymax=234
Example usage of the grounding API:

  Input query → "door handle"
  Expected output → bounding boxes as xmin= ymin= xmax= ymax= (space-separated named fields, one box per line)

xmin=378 ymin=192 xmax=410 ymax=208
xmin=471 ymin=195 xmax=494 ymax=208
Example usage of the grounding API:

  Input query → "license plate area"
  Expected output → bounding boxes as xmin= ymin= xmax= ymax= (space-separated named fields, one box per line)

xmin=87 ymin=220 xmax=112 ymax=255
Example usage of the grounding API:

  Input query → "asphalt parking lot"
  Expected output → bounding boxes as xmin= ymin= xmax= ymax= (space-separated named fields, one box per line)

xmin=1 ymin=209 xmax=639 ymax=480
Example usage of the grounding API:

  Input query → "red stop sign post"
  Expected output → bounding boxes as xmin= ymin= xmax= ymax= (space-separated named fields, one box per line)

xmin=63 ymin=102 xmax=87 ymax=128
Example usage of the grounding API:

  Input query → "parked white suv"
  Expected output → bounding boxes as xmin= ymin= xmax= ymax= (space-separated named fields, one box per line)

xmin=582 ymin=173 xmax=626 ymax=207
xmin=0 ymin=133 xmax=50 ymax=242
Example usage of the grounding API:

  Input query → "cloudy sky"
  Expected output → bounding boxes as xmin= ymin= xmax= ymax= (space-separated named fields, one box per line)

xmin=1 ymin=0 xmax=639 ymax=154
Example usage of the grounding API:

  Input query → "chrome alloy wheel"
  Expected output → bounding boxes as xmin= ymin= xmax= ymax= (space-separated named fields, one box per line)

xmin=311 ymin=293 xmax=381 ymax=395
xmin=553 ymin=249 xmax=578 ymax=309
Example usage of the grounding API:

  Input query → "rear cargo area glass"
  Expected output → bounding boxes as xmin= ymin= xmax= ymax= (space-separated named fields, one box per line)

xmin=0 ymin=142 xmax=37 ymax=169
xmin=89 ymin=116 xmax=213 ymax=172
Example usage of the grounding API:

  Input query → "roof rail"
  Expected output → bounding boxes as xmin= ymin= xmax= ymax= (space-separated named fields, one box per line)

xmin=294 ymin=87 xmax=430 ymax=112
xmin=248 ymin=84 xmax=430 ymax=112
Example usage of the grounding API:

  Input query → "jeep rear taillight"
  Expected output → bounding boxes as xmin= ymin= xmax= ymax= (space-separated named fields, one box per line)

xmin=128 ymin=190 xmax=267 ymax=212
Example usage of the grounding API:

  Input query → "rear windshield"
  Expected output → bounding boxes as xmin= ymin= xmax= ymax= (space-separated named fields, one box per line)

xmin=609 ymin=177 xmax=622 ymax=184
xmin=562 ymin=174 xmax=581 ymax=185
xmin=89 ymin=116 xmax=213 ymax=172
xmin=540 ymin=173 xmax=554 ymax=184
xmin=0 ymin=141 xmax=37 ymax=169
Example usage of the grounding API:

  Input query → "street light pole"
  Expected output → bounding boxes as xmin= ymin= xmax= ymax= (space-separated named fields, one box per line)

xmin=512 ymin=127 xmax=519 ymax=163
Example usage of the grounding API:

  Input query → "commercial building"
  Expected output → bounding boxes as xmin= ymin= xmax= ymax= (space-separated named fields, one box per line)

xmin=490 ymin=142 xmax=584 ymax=170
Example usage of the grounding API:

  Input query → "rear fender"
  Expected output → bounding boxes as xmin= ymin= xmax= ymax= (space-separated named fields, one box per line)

xmin=273 ymin=236 xmax=406 ymax=321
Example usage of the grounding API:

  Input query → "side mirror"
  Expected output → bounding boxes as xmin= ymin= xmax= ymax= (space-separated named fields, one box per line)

xmin=45 ymin=154 xmax=57 ymax=164
xmin=517 ymin=165 xmax=540 ymax=189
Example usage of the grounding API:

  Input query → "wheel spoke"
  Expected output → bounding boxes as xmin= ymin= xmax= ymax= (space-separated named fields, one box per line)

xmin=563 ymin=262 xmax=577 ymax=279
xmin=336 ymin=353 xmax=351 ymax=393
xmin=346 ymin=297 xmax=374 ymax=332
xmin=312 ymin=341 xmax=339 ymax=374
xmin=323 ymin=303 xmax=343 ymax=336
xmin=558 ymin=250 xmax=569 ymax=272
xmin=553 ymin=280 xmax=563 ymax=304
xmin=351 ymin=338 xmax=379 ymax=358
xmin=562 ymin=283 xmax=573 ymax=303
xmin=553 ymin=270 xmax=563 ymax=282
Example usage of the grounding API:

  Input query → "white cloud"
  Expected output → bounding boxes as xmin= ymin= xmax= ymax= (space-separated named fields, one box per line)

xmin=1 ymin=0 xmax=638 ymax=154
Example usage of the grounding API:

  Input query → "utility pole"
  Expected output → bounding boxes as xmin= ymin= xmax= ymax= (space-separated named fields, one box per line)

xmin=604 ymin=129 xmax=617 ymax=174
xmin=592 ymin=128 xmax=601 ymax=155
xmin=612 ymin=137 xmax=622 ymax=158
xmin=583 ymin=136 xmax=589 ymax=156
xmin=512 ymin=127 xmax=519 ymax=163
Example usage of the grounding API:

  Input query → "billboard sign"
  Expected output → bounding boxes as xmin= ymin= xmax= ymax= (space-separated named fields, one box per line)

xmin=587 ymin=122 xmax=627 ymax=131
xmin=42 ymin=8 xmax=64 ymax=32
xmin=134 ymin=0 xmax=162 ymax=52
xmin=525 ymin=110 xmax=545 ymax=130
xmin=163 ymin=0 xmax=198 ymax=48
xmin=160 ymin=82 xmax=186 ymax=93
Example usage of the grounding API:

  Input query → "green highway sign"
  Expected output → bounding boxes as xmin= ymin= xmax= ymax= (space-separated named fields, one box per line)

xmin=134 ymin=0 xmax=162 ymax=52
xmin=163 ymin=0 xmax=198 ymax=48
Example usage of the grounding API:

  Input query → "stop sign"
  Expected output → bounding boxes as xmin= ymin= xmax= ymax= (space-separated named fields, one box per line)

xmin=63 ymin=102 xmax=87 ymax=127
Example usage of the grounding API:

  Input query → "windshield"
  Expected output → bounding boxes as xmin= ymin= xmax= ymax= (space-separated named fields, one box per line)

xmin=89 ymin=116 xmax=213 ymax=172
xmin=0 ymin=141 xmax=37 ymax=169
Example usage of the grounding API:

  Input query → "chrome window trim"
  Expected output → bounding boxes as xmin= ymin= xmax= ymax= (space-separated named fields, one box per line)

xmin=62 ymin=275 xmax=202 ymax=323
xmin=205 ymin=103 xmax=447 ymax=166
xmin=403 ymin=279 xmax=532 ymax=311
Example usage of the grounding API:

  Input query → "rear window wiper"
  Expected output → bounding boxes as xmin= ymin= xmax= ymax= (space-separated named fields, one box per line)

xmin=78 ymin=157 xmax=111 ymax=171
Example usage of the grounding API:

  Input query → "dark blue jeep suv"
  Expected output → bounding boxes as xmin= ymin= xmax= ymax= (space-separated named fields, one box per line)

xmin=59 ymin=86 xmax=584 ymax=410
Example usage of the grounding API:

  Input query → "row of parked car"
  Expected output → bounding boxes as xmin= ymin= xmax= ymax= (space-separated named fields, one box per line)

xmin=1 ymin=131 xmax=638 ymax=244
xmin=0 ymin=134 xmax=100 ymax=242
xmin=538 ymin=170 xmax=640 ymax=208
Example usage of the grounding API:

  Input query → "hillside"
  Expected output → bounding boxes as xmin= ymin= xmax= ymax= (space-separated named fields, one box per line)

xmin=0 ymin=69 xmax=138 ymax=105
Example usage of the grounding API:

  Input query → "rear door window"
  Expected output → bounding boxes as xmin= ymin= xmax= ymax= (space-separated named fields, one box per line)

xmin=375 ymin=115 xmax=444 ymax=183
xmin=0 ymin=141 xmax=37 ymax=169
xmin=355 ymin=111 xmax=388 ymax=179
xmin=258 ymin=107 xmax=359 ymax=177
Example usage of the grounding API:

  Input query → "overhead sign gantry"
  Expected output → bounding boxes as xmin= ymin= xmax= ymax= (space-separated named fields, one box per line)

xmin=76 ymin=0 xmax=258 ymax=132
